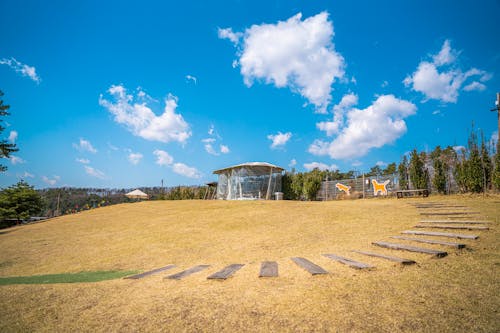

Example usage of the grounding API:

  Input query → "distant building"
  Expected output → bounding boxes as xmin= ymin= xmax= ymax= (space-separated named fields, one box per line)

xmin=213 ymin=162 xmax=284 ymax=200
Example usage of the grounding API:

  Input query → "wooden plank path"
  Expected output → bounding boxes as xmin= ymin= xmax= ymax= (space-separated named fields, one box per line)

xmin=372 ymin=241 xmax=448 ymax=258
xmin=420 ymin=212 xmax=480 ymax=216
xmin=322 ymin=254 xmax=374 ymax=269
xmin=124 ymin=264 xmax=176 ymax=279
xmin=291 ymin=257 xmax=328 ymax=275
xmin=391 ymin=236 xmax=466 ymax=249
xmin=420 ymin=220 xmax=490 ymax=224
xmin=414 ymin=205 xmax=468 ymax=209
xmin=259 ymin=261 xmax=278 ymax=277
xmin=402 ymin=230 xmax=479 ymax=239
xmin=165 ymin=265 xmax=210 ymax=280
xmin=415 ymin=225 xmax=489 ymax=231
xmin=207 ymin=264 xmax=244 ymax=280
xmin=352 ymin=250 xmax=416 ymax=265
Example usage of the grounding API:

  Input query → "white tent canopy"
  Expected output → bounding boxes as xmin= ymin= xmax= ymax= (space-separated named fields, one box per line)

xmin=125 ymin=189 xmax=149 ymax=199
xmin=213 ymin=162 xmax=284 ymax=200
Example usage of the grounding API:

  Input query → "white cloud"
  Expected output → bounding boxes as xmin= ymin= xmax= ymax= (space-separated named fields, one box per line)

xmin=463 ymin=81 xmax=486 ymax=92
xmin=352 ymin=161 xmax=363 ymax=167
xmin=73 ymin=138 xmax=97 ymax=154
xmin=289 ymin=159 xmax=297 ymax=168
xmin=21 ymin=171 xmax=35 ymax=179
xmin=303 ymin=162 xmax=338 ymax=171
xmin=432 ymin=40 xmax=457 ymax=66
xmin=128 ymin=152 xmax=143 ymax=165
xmin=204 ymin=143 xmax=219 ymax=156
xmin=202 ymin=138 xmax=216 ymax=143
xmin=10 ymin=156 xmax=25 ymax=165
xmin=221 ymin=12 xmax=345 ymax=113
xmin=76 ymin=158 xmax=90 ymax=164
xmin=218 ymin=27 xmax=243 ymax=45
xmin=208 ymin=125 xmax=215 ymax=136
xmin=267 ymin=131 xmax=292 ymax=149
xmin=404 ymin=40 xmax=491 ymax=103
xmin=309 ymin=95 xmax=416 ymax=159
xmin=8 ymin=130 xmax=17 ymax=143
xmin=381 ymin=80 xmax=389 ymax=88
xmin=107 ymin=142 xmax=119 ymax=151
xmin=317 ymin=93 xmax=358 ymax=136
xmin=453 ymin=145 xmax=466 ymax=153
xmin=186 ymin=75 xmax=197 ymax=84
xmin=84 ymin=166 xmax=106 ymax=179
xmin=0 ymin=57 xmax=41 ymax=83
xmin=100 ymin=85 xmax=191 ymax=144
xmin=172 ymin=162 xmax=202 ymax=179
xmin=202 ymin=125 xmax=229 ymax=156
xmin=153 ymin=149 xmax=201 ymax=179
xmin=376 ymin=161 xmax=387 ymax=167
xmin=42 ymin=175 xmax=60 ymax=186
xmin=153 ymin=149 xmax=174 ymax=166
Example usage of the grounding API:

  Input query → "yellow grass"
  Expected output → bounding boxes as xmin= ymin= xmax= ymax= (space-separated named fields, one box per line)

xmin=0 ymin=195 xmax=498 ymax=332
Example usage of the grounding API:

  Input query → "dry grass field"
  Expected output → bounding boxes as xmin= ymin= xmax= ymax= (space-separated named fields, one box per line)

xmin=0 ymin=195 xmax=498 ymax=332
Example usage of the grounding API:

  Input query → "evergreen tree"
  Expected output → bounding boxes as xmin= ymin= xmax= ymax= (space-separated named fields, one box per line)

xmin=0 ymin=180 xmax=43 ymax=222
xmin=454 ymin=147 xmax=468 ymax=192
xmin=302 ymin=169 xmax=322 ymax=200
xmin=466 ymin=127 xmax=484 ymax=193
xmin=383 ymin=162 xmax=397 ymax=175
xmin=398 ymin=155 xmax=409 ymax=190
xmin=493 ymin=142 xmax=500 ymax=191
xmin=291 ymin=172 xmax=304 ymax=200
xmin=430 ymin=146 xmax=446 ymax=194
xmin=0 ymin=91 xmax=18 ymax=172
xmin=480 ymin=132 xmax=493 ymax=191
xmin=409 ymin=149 xmax=427 ymax=189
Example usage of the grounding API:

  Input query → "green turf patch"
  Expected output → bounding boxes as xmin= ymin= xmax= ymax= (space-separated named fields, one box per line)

xmin=0 ymin=270 xmax=139 ymax=285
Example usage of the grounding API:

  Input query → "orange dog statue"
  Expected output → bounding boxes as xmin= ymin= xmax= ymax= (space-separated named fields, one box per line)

xmin=372 ymin=179 xmax=390 ymax=196
xmin=335 ymin=183 xmax=351 ymax=195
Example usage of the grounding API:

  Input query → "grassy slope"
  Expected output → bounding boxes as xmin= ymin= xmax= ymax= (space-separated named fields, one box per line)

xmin=0 ymin=195 xmax=498 ymax=332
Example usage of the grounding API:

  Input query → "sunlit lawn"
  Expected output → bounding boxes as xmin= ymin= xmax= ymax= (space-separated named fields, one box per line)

xmin=0 ymin=195 xmax=498 ymax=332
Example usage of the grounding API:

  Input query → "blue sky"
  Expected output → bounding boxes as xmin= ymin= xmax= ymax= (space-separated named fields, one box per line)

xmin=1 ymin=0 xmax=499 ymax=189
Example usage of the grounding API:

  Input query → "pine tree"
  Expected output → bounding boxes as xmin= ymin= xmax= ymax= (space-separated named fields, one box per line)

xmin=0 ymin=91 xmax=18 ymax=172
xmin=0 ymin=180 xmax=43 ymax=222
xmin=398 ymin=155 xmax=409 ymax=190
xmin=430 ymin=146 xmax=446 ymax=194
xmin=493 ymin=142 xmax=500 ymax=191
xmin=409 ymin=149 xmax=427 ymax=189
xmin=466 ymin=127 xmax=484 ymax=193
xmin=480 ymin=132 xmax=493 ymax=191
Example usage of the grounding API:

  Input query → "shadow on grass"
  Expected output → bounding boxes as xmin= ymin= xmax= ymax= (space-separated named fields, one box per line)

xmin=0 ymin=270 xmax=139 ymax=285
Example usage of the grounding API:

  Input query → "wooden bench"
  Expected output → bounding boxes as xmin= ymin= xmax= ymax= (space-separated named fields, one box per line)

xmin=396 ymin=189 xmax=429 ymax=198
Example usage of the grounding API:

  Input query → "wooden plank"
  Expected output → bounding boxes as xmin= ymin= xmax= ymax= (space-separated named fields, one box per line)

xmin=420 ymin=212 xmax=480 ymax=216
xmin=207 ymin=264 xmax=244 ymax=280
xmin=402 ymin=230 xmax=479 ymax=239
xmin=165 ymin=265 xmax=210 ymax=280
xmin=124 ymin=264 xmax=176 ymax=279
xmin=291 ymin=257 xmax=328 ymax=275
xmin=372 ymin=241 xmax=447 ymax=258
xmin=352 ymin=250 xmax=416 ymax=265
xmin=414 ymin=225 xmax=489 ymax=231
xmin=420 ymin=220 xmax=490 ymax=224
xmin=259 ymin=261 xmax=278 ymax=277
xmin=414 ymin=204 xmax=469 ymax=209
xmin=391 ymin=236 xmax=466 ymax=249
xmin=322 ymin=254 xmax=374 ymax=269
